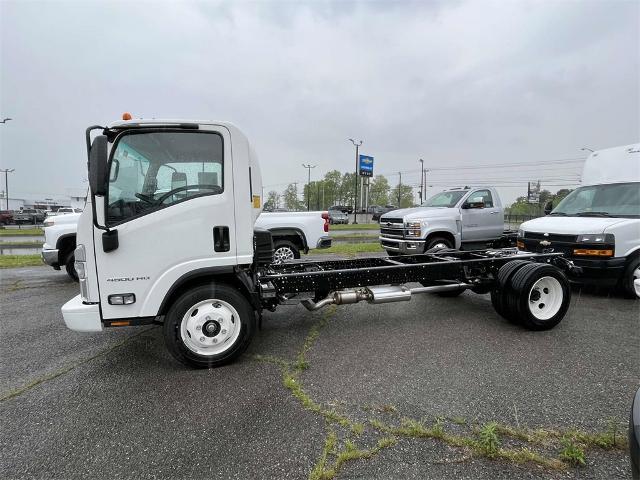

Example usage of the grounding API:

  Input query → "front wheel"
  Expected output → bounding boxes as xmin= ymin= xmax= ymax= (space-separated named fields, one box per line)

xmin=163 ymin=284 xmax=256 ymax=368
xmin=65 ymin=253 xmax=78 ymax=282
xmin=425 ymin=236 xmax=454 ymax=251
xmin=620 ymin=256 xmax=640 ymax=299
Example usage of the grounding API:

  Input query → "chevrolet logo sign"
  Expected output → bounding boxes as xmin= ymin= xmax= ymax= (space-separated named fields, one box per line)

xmin=386 ymin=222 xmax=392 ymax=227
xmin=539 ymin=240 xmax=551 ymax=247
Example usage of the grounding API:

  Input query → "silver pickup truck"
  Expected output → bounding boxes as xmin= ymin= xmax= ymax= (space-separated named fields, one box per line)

xmin=379 ymin=187 xmax=513 ymax=254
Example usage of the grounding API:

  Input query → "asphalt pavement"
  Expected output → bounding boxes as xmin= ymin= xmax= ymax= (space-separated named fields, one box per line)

xmin=1 ymin=262 xmax=638 ymax=479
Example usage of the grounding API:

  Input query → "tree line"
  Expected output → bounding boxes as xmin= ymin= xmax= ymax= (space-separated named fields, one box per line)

xmin=505 ymin=188 xmax=573 ymax=216
xmin=263 ymin=170 xmax=414 ymax=211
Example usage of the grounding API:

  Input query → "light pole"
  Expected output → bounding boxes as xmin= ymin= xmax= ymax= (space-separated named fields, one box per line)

xmin=0 ymin=169 xmax=14 ymax=210
xmin=302 ymin=164 xmax=316 ymax=211
xmin=419 ymin=158 xmax=424 ymax=204
xmin=348 ymin=138 xmax=363 ymax=224
xmin=397 ymin=172 xmax=402 ymax=205
xmin=1 ymin=118 xmax=14 ymax=210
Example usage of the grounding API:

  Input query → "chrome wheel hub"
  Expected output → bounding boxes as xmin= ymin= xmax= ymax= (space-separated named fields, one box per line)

xmin=180 ymin=299 xmax=241 ymax=356
xmin=273 ymin=246 xmax=295 ymax=264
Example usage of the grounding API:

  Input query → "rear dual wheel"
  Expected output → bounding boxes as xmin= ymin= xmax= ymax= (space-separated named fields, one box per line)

xmin=491 ymin=261 xmax=571 ymax=330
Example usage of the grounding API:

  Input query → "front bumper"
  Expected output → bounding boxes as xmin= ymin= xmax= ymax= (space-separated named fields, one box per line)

xmin=61 ymin=295 xmax=102 ymax=332
xmin=379 ymin=237 xmax=425 ymax=254
xmin=568 ymin=257 xmax=626 ymax=285
xmin=41 ymin=248 xmax=59 ymax=268
xmin=317 ymin=236 xmax=332 ymax=249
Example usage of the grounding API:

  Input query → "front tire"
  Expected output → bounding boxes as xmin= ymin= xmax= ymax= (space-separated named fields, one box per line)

xmin=272 ymin=240 xmax=300 ymax=264
xmin=425 ymin=236 xmax=454 ymax=251
xmin=163 ymin=284 xmax=256 ymax=368
xmin=65 ymin=252 xmax=78 ymax=282
xmin=620 ymin=256 xmax=640 ymax=299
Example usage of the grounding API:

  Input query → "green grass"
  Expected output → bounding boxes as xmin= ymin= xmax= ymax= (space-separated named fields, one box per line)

xmin=0 ymin=241 xmax=42 ymax=247
xmin=331 ymin=233 xmax=379 ymax=239
xmin=0 ymin=228 xmax=43 ymax=236
xmin=330 ymin=223 xmax=379 ymax=231
xmin=0 ymin=255 xmax=43 ymax=268
xmin=314 ymin=243 xmax=383 ymax=255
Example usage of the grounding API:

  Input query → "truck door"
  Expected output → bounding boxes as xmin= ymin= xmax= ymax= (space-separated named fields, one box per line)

xmin=93 ymin=126 xmax=235 ymax=320
xmin=460 ymin=189 xmax=502 ymax=242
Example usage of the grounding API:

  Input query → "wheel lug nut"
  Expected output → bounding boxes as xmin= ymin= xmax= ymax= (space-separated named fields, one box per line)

xmin=221 ymin=329 xmax=227 ymax=335
xmin=212 ymin=338 xmax=218 ymax=343
xmin=199 ymin=336 xmax=205 ymax=342
xmin=196 ymin=325 xmax=201 ymax=331
xmin=205 ymin=316 xmax=211 ymax=321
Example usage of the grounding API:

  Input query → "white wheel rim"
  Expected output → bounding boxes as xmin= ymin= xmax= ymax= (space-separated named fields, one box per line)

xmin=633 ymin=266 xmax=640 ymax=298
xmin=273 ymin=246 xmax=295 ymax=264
xmin=180 ymin=299 xmax=241 ymax=356
xmin=432 ymin=242 xmax=448 ymax=250
xmin=528 ymin=276 xmax=563 ymax=320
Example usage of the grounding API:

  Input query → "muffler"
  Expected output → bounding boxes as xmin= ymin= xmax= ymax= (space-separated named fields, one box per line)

xmin=301 ymin=282 xmax=472 ymax=311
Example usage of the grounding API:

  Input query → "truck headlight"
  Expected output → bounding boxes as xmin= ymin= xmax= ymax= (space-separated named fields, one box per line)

xmin=576 ymin=234 xmax=613 ymax=243
xmin=74 ymin=245 xmax=86 ymax=280
xmin=517 ymin=229 xmax=524 ymax=238
xmin=405 ymin=221 xmax=422 ymax=238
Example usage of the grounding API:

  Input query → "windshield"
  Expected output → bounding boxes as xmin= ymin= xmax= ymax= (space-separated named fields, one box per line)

xmin=551 ymin=182 xmax=640 ymax=218
xmin=421 ymin=190 xmax=468 ymax=208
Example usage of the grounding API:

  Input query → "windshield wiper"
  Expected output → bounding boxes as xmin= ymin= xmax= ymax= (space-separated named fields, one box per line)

xmin=547 ymin=212 xmax=567 ymax=216
xmin=574 ymin=211 xmax=612 ymax=217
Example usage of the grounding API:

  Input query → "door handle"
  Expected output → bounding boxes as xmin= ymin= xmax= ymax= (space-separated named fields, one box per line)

xmin=213 ymin=226 xmax=230 ymax=252
xmin=490 ymin=211 xmax=500 ymax=214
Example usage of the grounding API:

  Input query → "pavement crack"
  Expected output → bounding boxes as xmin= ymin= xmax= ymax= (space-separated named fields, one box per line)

xmin=253 ymin=305 xmax=628 ymax=478
xmin=0 ymin=327 xmax=158 ymax=402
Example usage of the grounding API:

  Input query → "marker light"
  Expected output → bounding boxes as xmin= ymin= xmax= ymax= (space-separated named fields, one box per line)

xmin=573 ymin=249 xmax=614 ymax=257
xmin=122 ymin=112 xmax=132 ymax=120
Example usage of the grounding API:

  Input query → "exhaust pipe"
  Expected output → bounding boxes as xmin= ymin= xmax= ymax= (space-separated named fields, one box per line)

xmin=301 ymin=283 xmax=471 ymax=311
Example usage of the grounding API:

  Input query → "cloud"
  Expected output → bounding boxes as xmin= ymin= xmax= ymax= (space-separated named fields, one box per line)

xmin=1 ymin=0 xmax=638 ymax=204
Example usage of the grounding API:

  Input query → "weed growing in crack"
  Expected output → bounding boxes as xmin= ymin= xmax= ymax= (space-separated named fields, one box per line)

xmin=559 ymin=435 xmax=586 ymax=467
xmin=478 ymin=422 xmax=500 ymax=457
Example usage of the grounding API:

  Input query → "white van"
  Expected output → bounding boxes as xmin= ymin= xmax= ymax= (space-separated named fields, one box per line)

xmin=519 ymin=143 xmax=640 ymax=298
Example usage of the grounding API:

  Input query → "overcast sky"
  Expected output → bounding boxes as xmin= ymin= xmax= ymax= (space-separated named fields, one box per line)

xmin=1 ymin=0 xmax=638 ymax=205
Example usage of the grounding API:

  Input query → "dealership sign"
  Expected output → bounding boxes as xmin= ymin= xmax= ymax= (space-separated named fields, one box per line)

xmin=359 ymin=155 xmax=374 ymax=177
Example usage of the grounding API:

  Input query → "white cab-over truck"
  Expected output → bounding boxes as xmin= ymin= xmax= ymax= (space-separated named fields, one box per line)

xmin=62 ymin=117 xmax=578 ymax=368
xmin=379 ymin=187 xmax=514 ymax=254
xmin=519 ymin=143 xmax=640 ymax=298
xmin=42 ymin=209 xmax=331 ymax=280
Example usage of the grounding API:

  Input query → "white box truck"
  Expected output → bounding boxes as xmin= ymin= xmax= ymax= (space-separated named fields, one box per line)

xmin=519 ymin=143 xmax=640 ymax=298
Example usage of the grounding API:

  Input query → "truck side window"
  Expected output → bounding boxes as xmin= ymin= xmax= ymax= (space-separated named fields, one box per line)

xmin=107 ymin=131 xmax=223 ymax=225
xmin=468 ymin=190 xmax=493 ymax=208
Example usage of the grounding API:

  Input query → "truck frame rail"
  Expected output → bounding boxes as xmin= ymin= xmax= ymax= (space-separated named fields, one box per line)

xmin=260 ymin=249 xmax=565 ymax=295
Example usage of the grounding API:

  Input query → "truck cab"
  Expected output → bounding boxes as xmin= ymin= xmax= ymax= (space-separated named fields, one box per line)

xmin=379 ymin=187 xmax=504 ymax=254
xmin=64 ymin=119 xmax=262 ymax=335
xmin=519 ymin=143 xmax=640 ymax=298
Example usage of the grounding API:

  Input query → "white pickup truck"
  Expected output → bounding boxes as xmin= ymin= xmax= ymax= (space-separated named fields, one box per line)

xmin=43 ymin=210 xmax=331 ymax=280
xmin=379 ymin=186 xmax=514 ymax=254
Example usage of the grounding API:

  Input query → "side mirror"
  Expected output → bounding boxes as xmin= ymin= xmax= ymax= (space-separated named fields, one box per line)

xmin=88 ymin=135 xmax=109 ymax=196
xmin=544 ymin=201 xmax=553 ymax=215
xmin=463 ymin=201 xmax=485 ymax=209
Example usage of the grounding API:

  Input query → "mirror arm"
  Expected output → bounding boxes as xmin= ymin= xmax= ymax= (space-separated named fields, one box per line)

xmin=85 ymin=126 xmax=105 ymax=159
